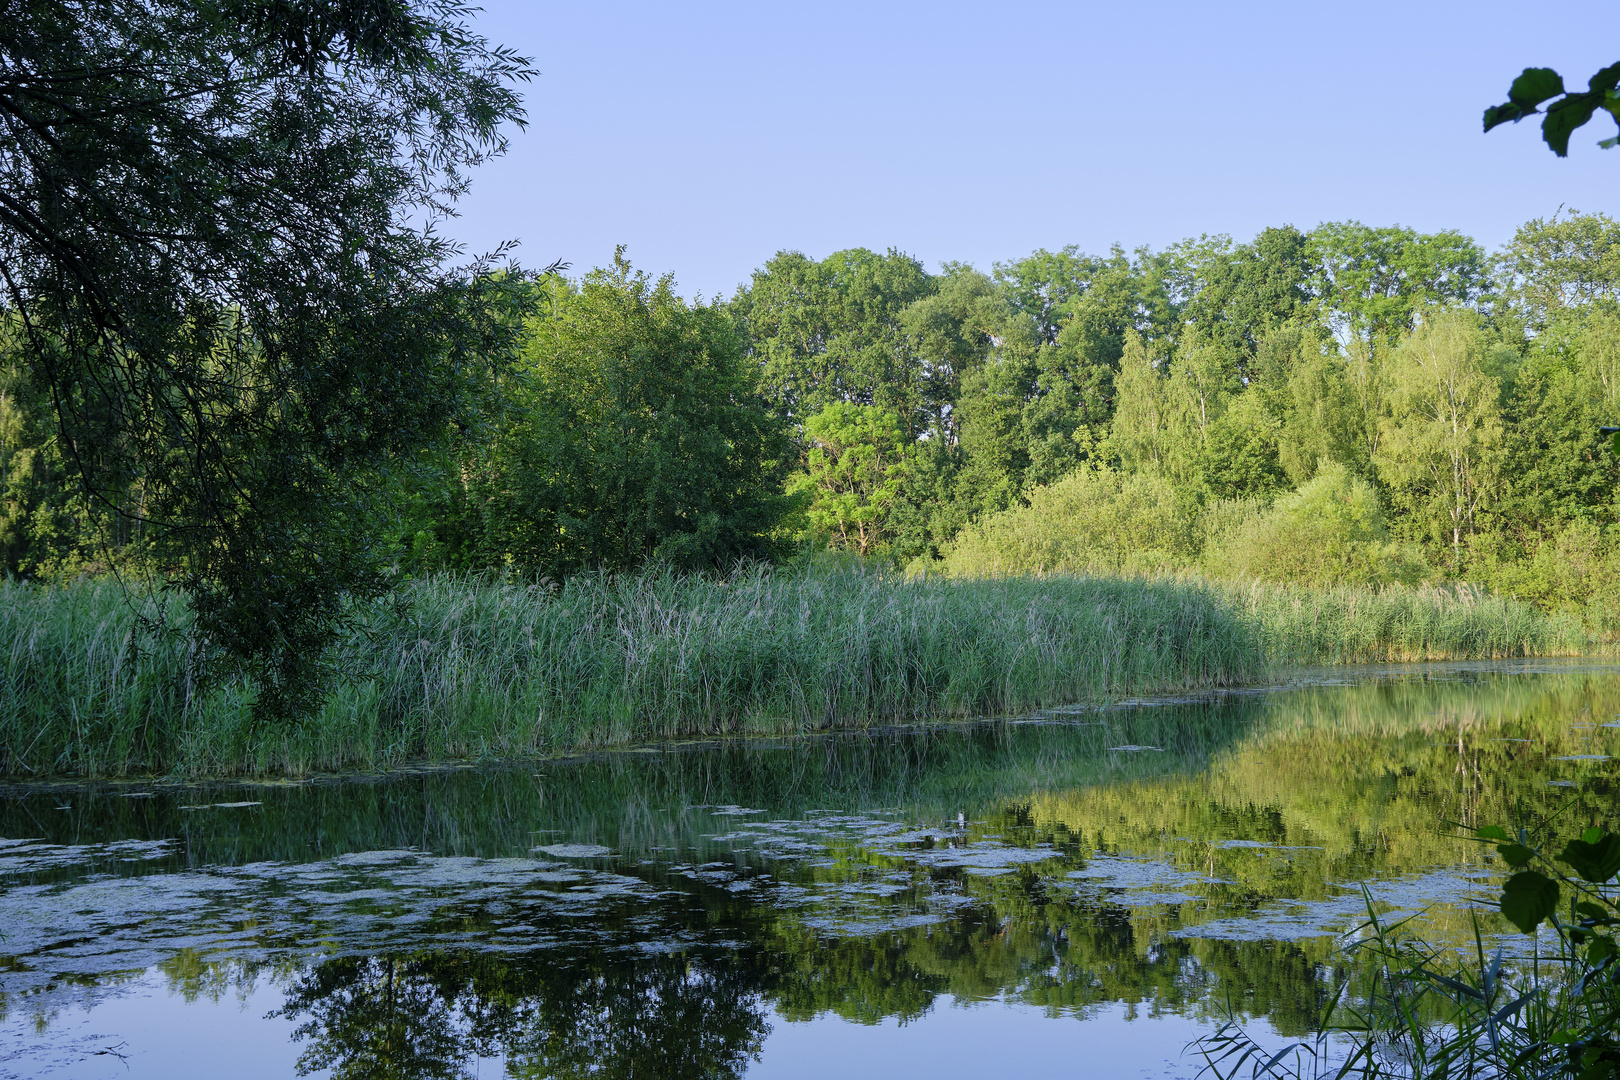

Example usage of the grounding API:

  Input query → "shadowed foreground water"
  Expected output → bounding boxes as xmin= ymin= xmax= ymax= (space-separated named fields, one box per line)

xmin=2 ymin=659 xmax=1618 ymax=1079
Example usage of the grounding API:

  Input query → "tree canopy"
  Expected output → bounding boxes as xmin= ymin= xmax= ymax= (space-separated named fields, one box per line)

xmin=418 ymin=253 xmax=794 ymax=576
xmin=0 ymin=0 xmax=537 ymax=718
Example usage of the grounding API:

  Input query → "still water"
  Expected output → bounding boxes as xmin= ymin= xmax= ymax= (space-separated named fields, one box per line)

xmin=2 ymin=660 xmax=1618 ymax=1079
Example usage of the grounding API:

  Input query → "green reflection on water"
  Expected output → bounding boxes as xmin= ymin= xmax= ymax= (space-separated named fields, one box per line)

xmin=1 ymin=661 xmax=1618 ymax=1079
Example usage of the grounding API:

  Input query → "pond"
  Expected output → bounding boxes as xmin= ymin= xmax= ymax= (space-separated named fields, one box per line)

xmin=2 ymin=659 xmax=1618 ymax=1079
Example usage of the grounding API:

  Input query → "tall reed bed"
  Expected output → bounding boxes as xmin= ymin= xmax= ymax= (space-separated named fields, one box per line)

xmin=0 ymin=568 xmax=1583 ymax=777
xmin=0 ymin=569 xmax=1258 ymax=776
xmin=1231 ymin=580 xmax=1585 ymax=664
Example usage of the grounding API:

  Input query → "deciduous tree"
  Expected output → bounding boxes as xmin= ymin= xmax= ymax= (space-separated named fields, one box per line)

xmin=467 ymin=255 xmax=793 ymax=575
xmin=0 ymin=0 xmax=537 ymax=719
xmin=1376 ymin=310 xmax=1507 ymax=567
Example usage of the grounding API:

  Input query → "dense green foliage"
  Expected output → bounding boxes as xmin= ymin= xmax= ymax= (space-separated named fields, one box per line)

xmin=397 ymin=253 xmax=793 ymax=575
xmin=0 ymin=571 xmax=1577 ymax=777
xmin=8 ymin=41 xmax=1620 ymax=729
xmin=292 ymin=210 xmax=1620 ymax=632
xmin=0 ymin=0 xmax=537 ymax=720
xmin=10 ymin=202 xmax=1620 ymax=593
xmin=16 ymin=214 xmax=1620 ymax=606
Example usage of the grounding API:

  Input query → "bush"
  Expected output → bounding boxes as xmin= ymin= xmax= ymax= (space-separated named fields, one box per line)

xmin=1469 ymin=521 xmax=1620 ymax=641
xmin=1203 ymin=462 xmax=1427 ymax=587
xmin=939 ymin=467 xmax=1196 ymax=577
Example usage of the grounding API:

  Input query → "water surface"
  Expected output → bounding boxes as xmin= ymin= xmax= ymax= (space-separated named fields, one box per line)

xmin=3 ymin=659 xmax=1618 ymax=1079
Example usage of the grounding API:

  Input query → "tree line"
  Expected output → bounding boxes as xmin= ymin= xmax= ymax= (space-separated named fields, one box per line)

xmin=8 ymin=213 xmax=1620 ymax=606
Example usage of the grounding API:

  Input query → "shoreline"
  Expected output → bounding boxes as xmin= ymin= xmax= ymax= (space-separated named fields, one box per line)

xmin=5 ymin=653 xmax=1611 ymax=786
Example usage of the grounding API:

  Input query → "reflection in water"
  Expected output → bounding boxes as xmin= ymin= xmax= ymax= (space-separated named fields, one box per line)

xmin=265 ymin=931 xmax=1339 ymax=1077
xmin=274 ymin=951 xmax=770 ymax=1080
xmin=0 ymin=661 xmax=1618 ymax=1078
xmin=278 ymin=956 xmax=498 ymax=1080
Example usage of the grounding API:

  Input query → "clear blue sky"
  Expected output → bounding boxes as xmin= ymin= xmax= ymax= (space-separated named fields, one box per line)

xmin=447 ymin=1 xmax=1620 ymax=300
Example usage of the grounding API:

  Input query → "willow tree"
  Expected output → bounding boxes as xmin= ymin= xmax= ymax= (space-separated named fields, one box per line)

xmin=0 ymin=1 xmax=538 ymax=719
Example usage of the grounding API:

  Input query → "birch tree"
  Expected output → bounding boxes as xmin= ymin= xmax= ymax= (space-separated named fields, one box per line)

xmin=1376 ymin=310 xmax=1505 ymax=568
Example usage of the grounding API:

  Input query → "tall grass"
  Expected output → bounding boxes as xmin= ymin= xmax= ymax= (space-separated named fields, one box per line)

xmin=1231 ymin=580 xmax=1585 ymax=664
xmin=1196 ymin=823 xmax=1620 ymax=1080
xmin=0 ymin=568 xmax=1255 ymax=776
xmin=0 ymin=567 xmax=1586 ymax=777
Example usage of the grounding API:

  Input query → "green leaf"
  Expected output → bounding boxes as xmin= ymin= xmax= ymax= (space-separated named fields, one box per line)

xmin=1560 ymin=832 xmax=1620 ymax=883
xmin=1485 ymin=102 xmax=1533 ymax=133
xmin=1611 ymin=432 xmax=1620 ymax=455
xmin=1543 ymin=93 xmax=1601 ymax=157
xmin=1603 ymin=90 xmax=1620 ymax=125
xmin=1497 ymin=843 xmax=1536 ymax=867
xmin=1589 ymin=935 xmax=1617 ymax=964
xmin=1477 ymin=825 xmax=1512 ymax=842
xmin=1589 ymin=62 xmax=1620 ymax=93
xmin=1583 ymin=827 xmax=1605 ymax=845
xmin=1500 ymin=871 xmax=1560 ymax=933
xmin=1510 ymin=67 xmax=1565 ymax=108
xmin=1574 ymin=900 xmax=1614 ymax=924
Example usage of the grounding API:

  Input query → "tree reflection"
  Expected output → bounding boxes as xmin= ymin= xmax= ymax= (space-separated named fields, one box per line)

xmin=246 ymin=672 xmax=1618 ymax=1076
xmin=275 ymin=949 xmax=770 ymax=1080
xmin=275 ymin=954 xmax=505 ymax=1080
xmin=502 ymin=952 xmax=768 ymax=1079
xmin=272 ymin=901 xmax=1351 ymax=1080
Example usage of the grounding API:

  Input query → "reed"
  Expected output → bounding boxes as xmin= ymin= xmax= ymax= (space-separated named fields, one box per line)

xmin=1227 ymin=579 xmax=1585 ymax=664
xmin=0 ymin=566 xmax=1583 ymax=778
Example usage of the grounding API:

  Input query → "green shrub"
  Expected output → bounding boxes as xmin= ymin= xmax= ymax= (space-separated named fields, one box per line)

xmin=1203 ymin=462 xmax=1428 ymax=587
xmin=939 ymin=467 xmax=1196 ymax=577
xmin=938 ymin=462 xmax=1430 ymax=590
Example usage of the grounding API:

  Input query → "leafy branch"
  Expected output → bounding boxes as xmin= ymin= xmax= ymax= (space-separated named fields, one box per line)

xmin=1485 ymin=64 xmax=1620 ymax=156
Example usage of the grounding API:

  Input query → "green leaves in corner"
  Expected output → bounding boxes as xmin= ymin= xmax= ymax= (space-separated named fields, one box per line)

xmin=1480 ymin=826 xmax=1620 ymax=933
xmin=1501 ymin=870 xmax=1561 ymax=934
xmin=1560 ymin=829 xmax=1620 ymax=885
xmin=1484 ymin=62 xmax=1620 ymax=156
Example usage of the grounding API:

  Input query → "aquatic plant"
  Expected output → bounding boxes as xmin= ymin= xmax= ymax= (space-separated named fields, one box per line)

xmin=1195 ymin=824 xmax=1620 ymax=1079
xmin=1229 ymin=580 xmax=1583 ymax=665
xmin=0 ymin=566 xmax=1583 ymax=777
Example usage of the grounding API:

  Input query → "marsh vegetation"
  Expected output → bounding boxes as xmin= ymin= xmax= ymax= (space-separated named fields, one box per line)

xmin=0 ymin=570 xmax=1580 ymax=777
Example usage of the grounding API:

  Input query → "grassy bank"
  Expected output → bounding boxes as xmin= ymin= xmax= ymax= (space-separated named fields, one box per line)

xmin=0 ymin=568 xmax=1585 ymax=777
